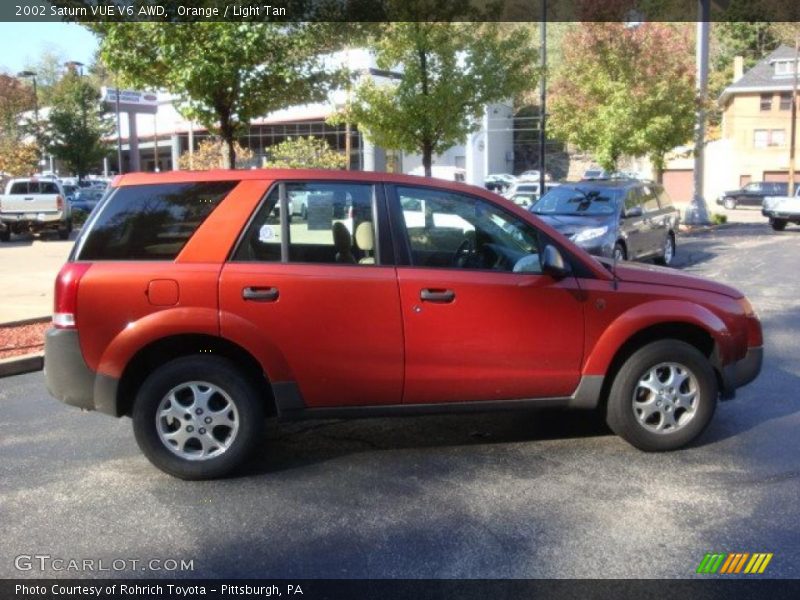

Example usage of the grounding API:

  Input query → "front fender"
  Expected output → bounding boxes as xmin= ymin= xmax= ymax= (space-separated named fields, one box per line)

xmin=583 ymin=299 xmax=732 ymax=376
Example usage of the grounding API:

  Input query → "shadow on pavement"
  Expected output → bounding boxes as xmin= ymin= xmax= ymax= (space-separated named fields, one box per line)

xmin=241 ymin=408 xmax=612 ymax=477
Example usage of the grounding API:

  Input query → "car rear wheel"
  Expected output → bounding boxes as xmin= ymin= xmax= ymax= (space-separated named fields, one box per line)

xmin=770 ymin=218 xmax=787 ymax=231
xmin=606 ymin=340 xmax=717 ymax=451
xmin=723 ymin=198 xmax=736 ymax=210
xmin=57 ymin=219 xmax=72 ymax=240
xmin=0 ymin=229 xmax=9 ymax=242
xmin=132 ymin=356 xmax=264 ymax=479
xmin=654 ymin=233 xmax=675 ymax=266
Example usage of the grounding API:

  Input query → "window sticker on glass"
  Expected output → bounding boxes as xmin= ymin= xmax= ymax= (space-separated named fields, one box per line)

xmin=258 ymin=224 xmax=277 ymax=243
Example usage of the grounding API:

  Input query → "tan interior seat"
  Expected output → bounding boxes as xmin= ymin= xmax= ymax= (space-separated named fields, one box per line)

xmin=354 ymin=221 xmax=375 ymax=264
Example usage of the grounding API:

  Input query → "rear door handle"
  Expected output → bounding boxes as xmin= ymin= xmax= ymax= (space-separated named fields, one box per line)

xmin=242 ymin=286 xmax=279 ymax=302
xmin=420 ymin=289 xmax=455 ymax=303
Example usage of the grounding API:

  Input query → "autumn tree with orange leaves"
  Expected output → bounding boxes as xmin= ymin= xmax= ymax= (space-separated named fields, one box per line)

xmin=548 ymin=22 xmax=695 ymax=180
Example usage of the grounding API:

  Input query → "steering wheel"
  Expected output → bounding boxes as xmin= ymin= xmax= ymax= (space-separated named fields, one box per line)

xmin=453 ymin=237 xmax=475 ymax=268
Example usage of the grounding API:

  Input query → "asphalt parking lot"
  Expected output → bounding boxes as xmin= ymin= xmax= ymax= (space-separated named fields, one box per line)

xmin=1 ymin=219 xmax=799 ymax=579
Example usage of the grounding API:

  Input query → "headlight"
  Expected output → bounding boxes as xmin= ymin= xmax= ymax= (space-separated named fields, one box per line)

xmin=572 ymin=226 xmax=609 ymax=243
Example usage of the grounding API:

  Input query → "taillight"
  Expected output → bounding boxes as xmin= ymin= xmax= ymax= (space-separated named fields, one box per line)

xmin=53 ymin=263 xmax=91 ymax=329
xmin=56 ymin=195 xmax=64 ymax=211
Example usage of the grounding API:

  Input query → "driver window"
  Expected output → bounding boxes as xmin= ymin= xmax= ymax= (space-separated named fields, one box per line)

xmin=396 ymin=186 xmax=543 ymax=273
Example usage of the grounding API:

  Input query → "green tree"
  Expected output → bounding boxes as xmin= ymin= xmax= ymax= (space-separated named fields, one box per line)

xmin=264 ymin=136 xmax=347 ymax=170
xmin=46 ymin=73 xmax=113 ymax=181
xmin=0 ymin=73 xmax=39 ymax=176
xmin=90 ymin=22 xmax=344 ymax=168
xmin=548 ymin=22 xmax=696 ymax=178
xmin=348 ymin=22 xmax=537 ymax=177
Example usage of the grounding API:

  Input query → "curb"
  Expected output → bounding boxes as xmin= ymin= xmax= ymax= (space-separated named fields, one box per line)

xmin=0 ymin=352 xmax=44 ymax=378
xmin=0 ymin=316 xmax=50 ymax=328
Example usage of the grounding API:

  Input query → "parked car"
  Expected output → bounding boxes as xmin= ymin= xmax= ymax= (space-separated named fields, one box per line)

xmin=509 ymin=191 xmax=538 ymax=208
xmin=408 ymin=165 xmax=466 ymax=182
xmin=717 ymin=181 xmax=788 ymax=210
xmin=762 ymin=184 xmax=800 ymax=230
xmin=45 ymin=169 xmax=762 ymax=479
xmin=484 ymin=173 xmax=516 ymax=193
xmin=583 ymin=168 xmax=610 ymax=180
xmin=69 ymin=188 xmax=105 ymax=215
xmin=0 ymin=177 xmax=71 ymax=241
xmin=531 ymin=180 xmax=680 ymax=265
xmin=518 ymin=170 xmax=551 ymax=182
xmin=504 ymin=181 xmax=560 ymax=203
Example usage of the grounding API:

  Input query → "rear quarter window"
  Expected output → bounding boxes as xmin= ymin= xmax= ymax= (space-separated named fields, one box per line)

xmin=75 ymin=181 xmax=238 ymax=261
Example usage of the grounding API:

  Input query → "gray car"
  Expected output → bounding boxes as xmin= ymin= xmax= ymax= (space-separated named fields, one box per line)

xmin=530 ymin=180 xmax=680 ymax=265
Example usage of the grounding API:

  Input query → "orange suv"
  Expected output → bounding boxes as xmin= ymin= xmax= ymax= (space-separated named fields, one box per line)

xmin=45 ymin=170 xmax=762 ymax=479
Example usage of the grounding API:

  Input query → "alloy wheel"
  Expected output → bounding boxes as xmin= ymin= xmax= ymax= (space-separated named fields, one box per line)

xmin=155 ymin=381 xmax=240 ymax=460
xmin=632 ymin=362 xmax=699 ymax=434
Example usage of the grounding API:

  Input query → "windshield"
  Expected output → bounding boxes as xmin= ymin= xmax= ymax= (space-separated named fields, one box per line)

xmin=532 ymin=186 xmax=621 ymax=216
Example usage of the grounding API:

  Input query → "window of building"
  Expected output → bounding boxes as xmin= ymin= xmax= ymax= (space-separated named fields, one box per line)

xmin=754 ymin=129 xmax=786 ymax=148
xmin=233 ymin=182 xmax=378 ymax=266
xmin=775 ymin=60 xmax=798 ymax=77
xmin=780 ymin=92 xmax=794 ymax=111
xmin=760 ymin=93 xmax=773 ymax=111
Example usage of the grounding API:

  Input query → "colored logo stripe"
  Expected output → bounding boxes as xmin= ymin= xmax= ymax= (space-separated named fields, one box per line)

xmin=697 ymin=553 xmax=773 ymax=574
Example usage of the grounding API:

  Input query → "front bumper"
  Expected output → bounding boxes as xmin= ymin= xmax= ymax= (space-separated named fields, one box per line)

xmin=721 ymin=346 xmax=763 ymax=399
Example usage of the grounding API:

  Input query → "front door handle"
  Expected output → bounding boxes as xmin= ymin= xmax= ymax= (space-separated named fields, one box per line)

xmin=420 ymin=289 xmax=455 ymax=303
xmin=242 ymin=286 xmax=279 ymax=302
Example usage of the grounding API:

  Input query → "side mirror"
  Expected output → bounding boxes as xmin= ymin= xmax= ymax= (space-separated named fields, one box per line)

xmin=542 ymin=245 xmax=572 ymax=279
xmin=624 ymin=206 xmax=643 ymax=218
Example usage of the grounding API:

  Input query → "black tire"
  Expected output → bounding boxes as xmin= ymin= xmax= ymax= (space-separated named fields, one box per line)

xmin=0 ymin=229 xmax=9 ymax=242
xmin=132 ymin=356 xmax=265 ymax=480
xmin=654 ymin=232 xmax=675 ymax=266
xmin=606 ymin=340 xmax=717 ymax=452
xmin=301 ymin=204 xmax=308 ymax=220
xmin=770 ymin=218 xmax=787 ymax=232
xmin=57 ymin=219 xmax=72 ymax=240
xmin=613 ymin=242 xmax=627 ymax=261
xmin=723 ymin=198 xmax=736 ymax=210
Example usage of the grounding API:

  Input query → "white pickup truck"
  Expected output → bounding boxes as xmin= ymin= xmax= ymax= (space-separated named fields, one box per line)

xmin=0 ymin=177 xmax=72 ymax=242
xmin=763 ymin=185 xmax=800 ymax=231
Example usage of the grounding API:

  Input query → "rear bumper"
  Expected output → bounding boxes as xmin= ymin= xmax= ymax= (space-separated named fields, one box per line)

xmin=45 ymin=328 xmax=119 ymax=415
xmin=721 ymin=346 xmax=763 ymax=399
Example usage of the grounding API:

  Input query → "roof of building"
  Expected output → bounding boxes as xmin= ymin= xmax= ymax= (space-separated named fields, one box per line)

xmin=720 ymin=45 xmax=799 ymax=104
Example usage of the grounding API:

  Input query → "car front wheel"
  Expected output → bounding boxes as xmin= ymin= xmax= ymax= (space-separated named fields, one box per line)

xmin=723 ymin=198 xmax=736 ymax=210
xmin=132 ymin=356 xmax=264 ymax=479
xmin=606 ymin=340 xmax=717 ymax=451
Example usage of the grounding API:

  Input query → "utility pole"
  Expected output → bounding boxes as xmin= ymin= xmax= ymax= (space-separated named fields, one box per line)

xmin=789 ymin=34 xmax=799 ymax=197
xmin=115 ymin=80 xmax=123 ymax=174
xmin=538 ymin=0 xmax=547 ymax=199
xmin=685 ymin=0 xmax=711 ymax=225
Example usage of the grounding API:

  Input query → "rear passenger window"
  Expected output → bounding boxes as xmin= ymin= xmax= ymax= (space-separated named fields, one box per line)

xmin=76 ymin=181 xmax=237 ymax=261
xmin=640 ymin=185 xmax=660 ymax=213
xmin=233 ymin=182 xmax=377 ymax=265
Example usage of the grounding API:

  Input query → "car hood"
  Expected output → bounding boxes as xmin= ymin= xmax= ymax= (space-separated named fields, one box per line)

xmin=535 ymin=214 xmax=613 ymax=237
xmin=600 ymin=259 xmax=743 ymax=298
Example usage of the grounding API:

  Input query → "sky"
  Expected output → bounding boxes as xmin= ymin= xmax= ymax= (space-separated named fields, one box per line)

xmin=0 ymin=22 xmax=98 ymax=75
